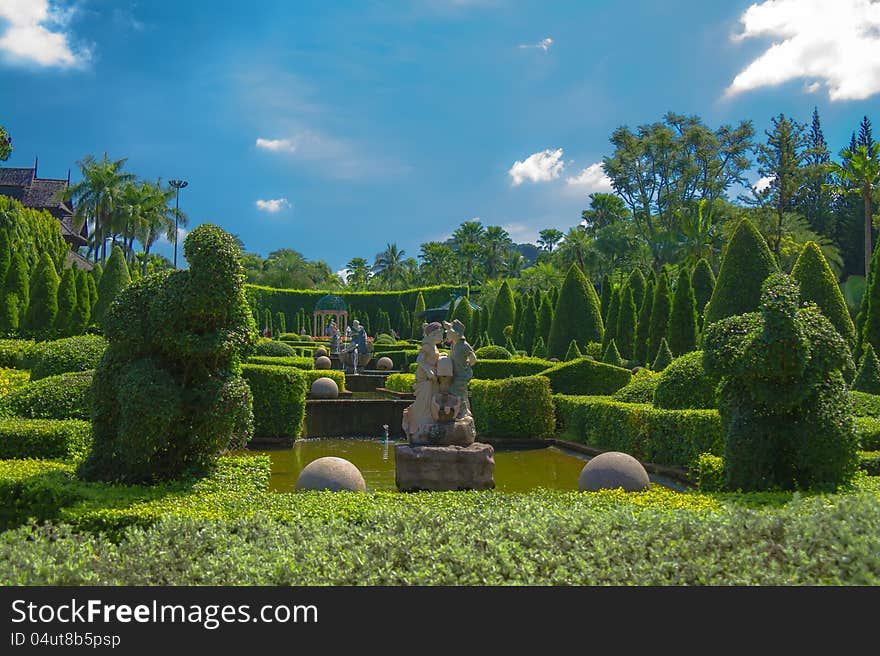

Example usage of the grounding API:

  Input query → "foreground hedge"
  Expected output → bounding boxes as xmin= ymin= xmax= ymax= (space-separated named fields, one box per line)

xmin=470 ymin=376 xmax=555 ymax=438
xmin=0 ymin=419 xmax=91 ymax=460
xmin=0 ymin=339 xmax=33 ymax=369
xmin=0 ymin=367 xmax=30 ymax=397
xmin=471 ymin=358 xmax=553 ymax=380
xmin=540 ymin=358 xmax=632 ymax=395
xmin=25 ymin=335 xmax=107 ymax=381
xmin=0 ymin=370 xmax=93 ymax=420
xmin=2 ymin=482 xmax=880 ymax=585
xmin=384 ymin=373 xmax=415 ymax=393
xmin=555 ymin=394 xmax=723 ymax=468
xmin=241 ymin=365 xmax=308 ymax=439
xmin=851 ymin=391 xmax=880 ymax=418
xmin=246 ymin=355 xmax=314 ymax=370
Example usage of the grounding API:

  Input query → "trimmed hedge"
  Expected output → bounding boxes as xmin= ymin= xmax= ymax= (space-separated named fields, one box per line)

xmin=25 ymin=335 xmax=107 ymax=381
xmin=859 ymin=451 xmax=880 ymax=475
xmin=855 ymin=416 xmax=880 ymax=450
xmin=652 ymin=351 xmax=718 ymax=410
xmin=247 ymin=355 xmax=315 ymax=370
xmin=539 ymin=357 xmax=632 ymax=396
xmin=554 ymin=394 xmax=723 ymax=468
xmin=612 ymin=369 xmax=660 ymax=403
xmin=850 ymin=391 xmax=880 ymax=418
xmin=470 ymin=376 xmax=555 ymax=438
xmin=0 ymin=339 xmax=32 ymax=369
xmin=240 ymin=364 xmax=308 ymax=439
xmin=0 ymin=418 xmax=91 ymax=460
xmin=366 ymin=349 xmax=420 ymax=370
xmin=253 ymin=339 xmax=296 ymax=357
xmin=475 ymin=345 xmax=511 ymax=360
xmin=302 ymin=369 xmax=346 ymax=392
xmin=0 ymin=370 xmax=93 ymax=420
xmin=471 ymin=358 xmax=553 ymax=380
xmin=0 ymin=367 xmax=30 ymax=397
xmin=384 ymin=373 xmax=415 ymax=393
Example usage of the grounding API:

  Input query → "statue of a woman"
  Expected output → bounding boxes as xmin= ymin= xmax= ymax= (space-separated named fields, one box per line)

xmin=402 ymin=321 xmax=443 ymax=439
xmin=444 ymin=319 xmax=476 ymax=417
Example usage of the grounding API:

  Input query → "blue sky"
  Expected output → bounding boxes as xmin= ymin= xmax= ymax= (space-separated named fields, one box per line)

xmin=2 ymin=0 xmax=879 ymax=273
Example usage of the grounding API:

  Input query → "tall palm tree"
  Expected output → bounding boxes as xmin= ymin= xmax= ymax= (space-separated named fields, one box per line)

xmin=134 ymin=180 xmax=179 ymax=275
xmin=372 ymin=243 xmax=407 ymax=289
xmin=556 ymin=226 xmax=592 ymax=273
xmin=451 ymin=220 xmax=485 ymax=284
xmin=483 ymin=226 xmax=513 ymax=279
xmin=65 ymin=153 xmax=135 ymax=263
xmin=828 ymin=143 xmax=880 ymax=277
xmin=419 ymin=242 xmax=457 ymax=285
xmin=345 ymin=257 xmax=372 ymax=289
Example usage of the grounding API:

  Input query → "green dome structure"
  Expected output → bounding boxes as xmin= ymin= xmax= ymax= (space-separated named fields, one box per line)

xmin=313 ymin=294 xmax=349 ymax=338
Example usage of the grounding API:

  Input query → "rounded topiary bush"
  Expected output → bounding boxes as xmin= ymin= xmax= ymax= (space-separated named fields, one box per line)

xmin=652 ymin=351 xmax=718 ymax=410
xmin=25 ymin=335 xmax=107 ymax=381
xmin=254 ymin=339 xmax=296 ymax=357
xmin=0 ymin=370 xmax=93 ymax=420
xmin=475 ymin=345 xmax=510 ymax=360
xmin=612 ymin=369 xmax=660 ymax=404
xmin=374 ymin=333 xmax=396 ymax=345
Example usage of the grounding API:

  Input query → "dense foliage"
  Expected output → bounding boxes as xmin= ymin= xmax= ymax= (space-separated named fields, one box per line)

xmin=0 ymin=371 xmax=93 ymax=421
xmin=540 ymin=357 xmax=631 ymax=395
xmin=652 ymin=351 xmax=718 ymax=410
xmin=240 ymin=364 xmax=307 ymax=439
xmin=791 ymin=241 xmax=856 ymax=347
xmin=469 ymin=376 xmax=556 ymax=438
xmin=548 ymin=265 xmax=603 ymax=359
xmin=25 ymin=335 xmax=107 ymax=381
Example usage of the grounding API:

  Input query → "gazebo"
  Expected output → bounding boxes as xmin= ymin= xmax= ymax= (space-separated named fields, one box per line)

xmin=313 ymin=294 xmax=348 ymax=338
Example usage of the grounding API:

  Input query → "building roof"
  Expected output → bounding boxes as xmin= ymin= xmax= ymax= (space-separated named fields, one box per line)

xmin=65 ymin=249 xmax=95 ymax=272
xmin=22 ymin=177 xmax=69 ymax=209
xmin=0 ymin=164 xmax=86 ymax=246
xmin=0 ymin=167 xmax=35 ymax=187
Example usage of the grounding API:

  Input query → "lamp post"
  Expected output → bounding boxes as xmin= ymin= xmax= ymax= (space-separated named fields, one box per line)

xmin=168 ymin=179 xmax=188 ymax=268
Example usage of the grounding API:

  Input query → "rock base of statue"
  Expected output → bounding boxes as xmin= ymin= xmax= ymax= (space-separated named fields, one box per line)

xmin=395 ymin=442 xmax=495 ymax=492
xmin=408 ymin=414 xmax=476 ymax=446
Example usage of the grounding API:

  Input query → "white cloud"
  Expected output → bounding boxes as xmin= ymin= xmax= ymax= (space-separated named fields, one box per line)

xmin=509 ymin=148 xmax=565 ymax=186
xmin=725 ymin=0 xmax=880 ymax=101
xmin=565 ymin=162 xmax=613 ymax=191
xmin=753 ymin=175 xmax=774 ymax=192
xmin=255 ymin=198 xmax=291 ymax=213
xmin=518 ymin=37 xmax=553 ymax=51
xmin=804 ymin=81 xmax=821 ymax=94
xmin=256 ymin=137 xmax=296 ymax=153
xmin=0 ymin=0 xmax=88 ymax=68
xmin=502 ymin=222 xmax=538 ymax=243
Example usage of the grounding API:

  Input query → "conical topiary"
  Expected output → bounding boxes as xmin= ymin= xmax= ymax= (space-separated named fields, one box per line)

xmin=703 ymin=219 xmax=777 ymax=325
xmin=4 ymin=250 xmax=28 ymax=315
xmin=55 ymin=266 xmax=78 ymax=337
xmin=626 ymin=268 xmax=646 ymax=310
xmin=691 ymin=258 xmax=716 ymax=322
xmin=86 ymin=273 xmax=98 ymax=311
xmin=489 ymin=280 xmax=516 ymax=346
xmin=451 ymin=293 xmax=473 ymax=329
xmin=69 ymin=269 xmax=91 ymax=335
xmin=532 ymin=335 xmax=548 ymax=359
xmin=858 ymin=244 xmax=880 ymax=358
xmin=93 ymin=246 xmax=130 ymax=325
xmin=520 ymin=296 xmax=538 ymax=358
xmin=548 ymin=264 xmax=604 ymax=359
xmin=651 ymin=337 xmax=673 ymax=371
xmin=600 ymin=274 xmax=613 ymax=324
xmin=669 ymin=268 xmax=698 ymax=356
xmin=603 ymin=339 xmax=623 ymax=367
xmin=0 ymin=227 xmax=9 ymax=284
xmin=564 ymin=339 xmax=582 ymax=361
xmin=91 ymin=262 xmax=103 ymax=286
xmin=616 ymin=286 xmax=637 ymax=361
xmin=648 ymin=271 xmax=671 ymax=363
xmin=537 ymin=293 xmax=553 ymax=343
xmin=603 ymin=286 xmax=620 ymax=350
xmin=635 ymin=279 xmax=654 ymax=366
xmin=853 ymin=343 xmax=880 ymax=394
xmin=791 ymin=241 xmax=856 ymax=348
xmin=23 ymin=251 xmax=59 ymax=338
xmin=0 ymin=293 xmax=18 ymax=335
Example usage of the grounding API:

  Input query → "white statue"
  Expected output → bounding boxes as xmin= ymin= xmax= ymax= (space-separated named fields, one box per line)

xmin=402 ymin=321 xmax=443 ymax=439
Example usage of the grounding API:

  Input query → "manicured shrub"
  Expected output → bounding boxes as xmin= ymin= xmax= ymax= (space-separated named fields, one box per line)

xmin=470 ymin=376 xmax=555 ymax=438
xmin=564 ymin=339 xmax=582 ymax=361
xmin=625 ymin=268 xmax=646 ymax=311
xmin=582 ymin=341 xmax=603 ymax=359
xmin=602 ymin=339 xmax=623 ymax=367
xmin=691 ymin=258 xmax=715 ymax=321
xmin=536 ymin=294 xmax=553 ymax=344
xmin=302 ymin=369 xmax=346 ymax=392
xmin=653 ymin=351 xmax=718 ymax=410
xmin=80 ymin=225 xmax=257 ymax=484
xmin=703 ymin=219 xmax=777 ymax=326
xmin=451 ymin=293 xmax=473 ymax=330
xmin=275 ymin=311 xmax=286 ymax=336
xmin=384 ymin=373 xmax=415 ymax=393
xmin=531 ymin=336 xmax=547 ymax=360
xmin=25 ymin=335 xmax=107 ymax=381
xmin=554 ymin=394 xmax=723 ymax=468
xmin=703 ymin=274 xmax=857 ymax=491
xmin=0 ymin=367 xmax=30 ymax=397
xmin=669 ymin=268 xmax=698 ymax=356
xmin=411 ymin=292 xmax=426 ymax=339
xmin=55 ymin=267 xmax=77 ymax=337
xmin=647 ymin=270 xmax=671 ymax=363
xmin=791 ymin=241 xmax=856 ymax=348
xmin=23 ymin=252 xmax=59 ymax=339
xmin=600 ymin=274 xmax=612 ymax=324
xmin=540 ymin=358 xmax=631 ymax=396
xmin=0 ymin=196 xmax=68 ymax=275
xmin=0 ymin=227 xmax=9 ymax=283
xmin=92 ymin=245 xmax=130 ymax=326
xmin=690 ymin=453 xmax=725 ymax=492
xmin=859 ymin=450 xmax=880 ymax=475
xmin=475 ymin=345 xmax=510 ymax=360
xmin=853 ymin=343 xmax=880 ymax=394
xmin=612 ymin=369 xmax=661 ymax=403
xmin=68 ymin=270 xmax=91 ymax=336
xmin=488 ymin=281 xmax=515 ymax=346
xmin=85 ymin=274 xmax=97 ymax=312
xmin=850 ymin=391 xmax=880 ymax=418
xmin=519 ymin=296 xmax=538 ymax=357
xmin=635 ymin=279 xmax=654 ymax=365
xmin=0 ymin=293 xmax=19 ymax=335
xmin=241 ymin=364 xmax=307 ymax=439
xmin=602 ymin=287 xmax=620 ymax=349
xmin=651 ymin=338 xmax=673 ymax=372
xmin=548 ymin=265 xmax=603 ymax=359
xmin=245 ymin=355 xmax=314 ymax=370
xmin=0 ymin=418 xmax=91 ymax=460
xmin=254 ymin=339 xmax=296 ymax=357
xmin=854 ymin=416 xmax=880 ymax=450
xmin=616 ymin=286 xmax=637 ymax=360
xmin=0 ymin=370 xmax=93 ymax=420
xmin=471 ymin=358 xmax=552 ymax=380
xmin=0 ymin=339 xmax=32 ymax=369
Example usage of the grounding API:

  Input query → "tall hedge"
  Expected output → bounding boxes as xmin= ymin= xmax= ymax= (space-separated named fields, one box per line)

xmin=600 ymin=274 xmax=613 ymax=324
xmin=469 ymin=376 xmax=556 ymax=438
xmin=791 ymin=241 xmax=856 ymax=348
xmin=602 ymin=287 xmax=620 ymax=350
xmin=451 ymin=293 xmax=473 ymax=330
xmin=4 ymin=250 xmax=28 ymax=317
xmin=489 ymin=281 xmax=516 ymax=346
xmin=617 ymin=286 xmax=637 ymax=360
xmin=626 ymin=268 xmax=646 ymax=310
xmin=647 ymin=270 xmax=671 ymax=363
xmin=548 ymin=265 xmax=603 ymax=359
xmin=519 ymin=296 xmax=538 ymax=358
xmin=23 ymin=252 xmax=59 ymax=339
xmin=540 ymin=357 xmax=631 ymax=395
xmin=69 ymin=270 xmax=91 ymax=336
xmin=55 ymin=267 xmax=77 ymax=337
xmin=691 ymin=258 xmax=716 ymax=320
xmin=93 ymin=245 xmax=131 ymax=326
xmin=635 ymin=279 xmax=654 ymax=366
xmin=536 ymin=293 xmax=553 ymax=344
xmin=669 ymin=268 xmax=698 ymax=356
xmin=241 ymin=364 xmax=308 ymax=439
xmin=703 ymin=219 xmax=777 ymax=326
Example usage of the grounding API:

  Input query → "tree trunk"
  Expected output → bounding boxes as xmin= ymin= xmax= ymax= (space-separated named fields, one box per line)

xmin=866 ymin=189 xmax=874 ymax=278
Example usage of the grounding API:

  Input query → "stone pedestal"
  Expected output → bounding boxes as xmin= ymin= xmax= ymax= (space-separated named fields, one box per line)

xmin=409 ymin=415 xmax=476 ymax=447
xmin=394 ymin=442 xmax=495 ymax=491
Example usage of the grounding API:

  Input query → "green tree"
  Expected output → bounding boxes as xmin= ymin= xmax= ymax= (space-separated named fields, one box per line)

xmin=853 ymin=343 xmax=880 ymax=394
xmin=489 ymin=281 xmax=516 ymax=345
xmin=483 ymin=226 xmax=513 ymax=279
xmin=648 ymin=270 xmax=672 ymax=362
xmin=625 ymin=268 xmax=646 ymax=310
xmin=86 ymin=273 xmax=98 ymax=311
xmin=669 ymin=268 xmax=698 ymax=356
xmin=55 ymin=267 xmax=78 ymax=337
xmin=0 ymin=125 xmax=11 ymax=161
xmin=797 ymin=107 xmax=834 ymax=237
xmin=372 ymin=243 xmax=409 ymax=290
xmin=0 ymin=227 xmax=9 ymax=283
xmin=0 ymin=294 xmax=18 ymax=334
xmin=411 ymin=292 xmax=426 ymax=338
xmin=691 ymin=258 xmax=716 ymax=320
xmin=538 ymin=228 xmax=564 ymax=253
xmin=93 ymin=245 xmax=131 ymax=325
xmin=791 ymin=241 xmax=856 ymax=347
xmin=536 ymin=293 xmax=553 ymax=344
xmin=600 ymin=274 xmax=613 ymax=324
xmin=616 ymin=286 xmax=637 ymax=361
xmin=4 ymin=250 xmax=28 ymax=316
xmin=345 ymin=257 xmax=372 ymax=290
xmin=69 ymin=269 xmax=91 ymax=335
xmin=418 ymin=242 xmax=458 ymax=286
xmin=548 ymin=264 xmax=603 ymax=359
xmin=635 ymin=279 xmax=654 ymax=365
xmin=704 ymin=219 xmax=778 ymax=326
xmin=828 ymin=142 xmax=880 ymax=277
xmin=24 ymin=252 xmax=60 ymax=337
xmin=603 ymin=287 xmax=620 ymax=350
xmin=451 ymin=221 xmax=485 ymax=284
xmin=519 ymin=296 xmax=538 ymax=358
xmin=451 ymin=294 xmax=473 ymax=329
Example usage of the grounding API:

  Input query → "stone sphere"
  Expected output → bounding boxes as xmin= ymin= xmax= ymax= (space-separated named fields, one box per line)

xmin=314 ymin=355 xmax=332 ymax=369
xmin=578 ymin=451 xmax=650 ymax=492
xmin=296 ymin=457 xmax=366 ymax=492
xmin=376 ymin=356 xmax=394 ymax=370
xmin=310 ymin=376 xmax=339 ymax=399
xmin=314 ymin=347 xmax=328 ymax=358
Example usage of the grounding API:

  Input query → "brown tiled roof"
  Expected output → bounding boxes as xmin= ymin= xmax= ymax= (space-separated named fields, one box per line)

xmin=0 ymin=165 xmax=85 ymax=245
xmin=65 ymin=249 xmax=94 ymax=272
xmin=0 ymin=167 xmax=35 ymax=186
xmin=22 ymin=177 xmax=69 ymax=209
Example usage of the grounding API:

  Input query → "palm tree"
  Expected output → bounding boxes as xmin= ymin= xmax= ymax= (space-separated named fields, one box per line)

xmin=419 ymin=242 xmax=457 ymax=284
xmin=345 ymin=257 xmax=372 ymax=289
xmin=537 ymin=228 xmax=564 ymax=252
xmin=451 ymin=220 xmax=485 ymax=284
xmin=483 ymin=226 xmax=513 ymax=279
xmin=135 ymin=181 xmax=179 ymax=276
xmin=556 ymin=226 xmax=592 ymax=273
xmin=828 ymin=143 xmax=880 ymax=276
xmin=65 ymin=153 xmax=135 ymax=263
xmin=372 ymin=243 xmax=407 ymax=289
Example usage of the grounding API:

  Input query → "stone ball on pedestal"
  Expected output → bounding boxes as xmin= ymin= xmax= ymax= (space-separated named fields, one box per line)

xmin=314 ymin=347 xmax=328 ymax=358
xmin=578 ymin=451 xmax=650 ymax=492
xmin=310 ymin=377 xmax=339 ymax=399
xmin=376 ymin=356 xmax=394 ymax=370
xmin=296 ymin=456 xmax=366 ymax=492
xmin=314 ymin=355 xmax=332 ymax=369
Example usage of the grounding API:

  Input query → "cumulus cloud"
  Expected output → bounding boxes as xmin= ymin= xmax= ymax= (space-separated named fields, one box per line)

xmin=0 ymin=0 xmax=88 ymax=68
xmin=565 ymin=162 xmax=613 ymax=191
xmin=508 ymin=148 xmax=565 ymax=186
xmin=256 ymin=198 xmax=291 ymax=213
xmin=753 ymin=175 xmax=775 ymax=192
xmin=518 ymin=37 xmax=553 ymax=51
xmin=256 ymin=137 xmax=296 ymax=152
xmin=725 ymin=0 xmax=880 ymax=101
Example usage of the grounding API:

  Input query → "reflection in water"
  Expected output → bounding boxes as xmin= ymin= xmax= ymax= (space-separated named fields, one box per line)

xmin=255 ymin=438 xmax=594 ymax=493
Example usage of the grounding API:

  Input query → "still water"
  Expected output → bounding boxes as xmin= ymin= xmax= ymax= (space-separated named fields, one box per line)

xmin=254 ymin=438 xmax=591 ymax=493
